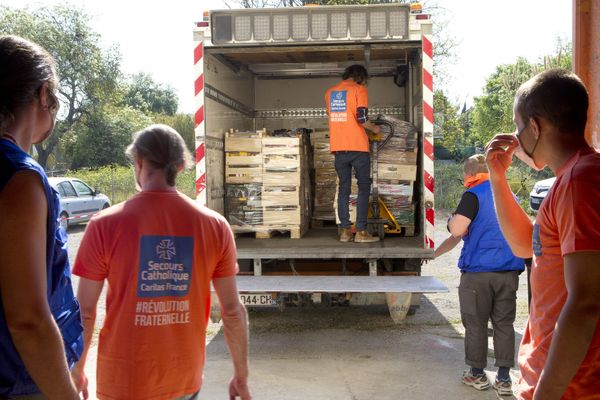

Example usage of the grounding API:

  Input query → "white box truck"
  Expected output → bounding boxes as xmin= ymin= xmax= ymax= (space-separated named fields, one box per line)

xmin=193 ymin=3 xmax=446 ymax=322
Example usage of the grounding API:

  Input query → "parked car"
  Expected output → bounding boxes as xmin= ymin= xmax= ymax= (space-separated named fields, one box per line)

xmin=529 ymin=177 xmax=556 ymax=212
xmin=48 ymin=177 xmax=111 ymax=230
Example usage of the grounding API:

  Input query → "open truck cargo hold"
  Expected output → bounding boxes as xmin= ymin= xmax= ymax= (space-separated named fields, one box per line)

xmin=194 ymin=4 xmax=446 ymax=322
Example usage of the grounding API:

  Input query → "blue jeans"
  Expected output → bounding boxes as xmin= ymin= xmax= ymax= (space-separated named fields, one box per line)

xmin=334 ymin=151 xmax=371 ymax=231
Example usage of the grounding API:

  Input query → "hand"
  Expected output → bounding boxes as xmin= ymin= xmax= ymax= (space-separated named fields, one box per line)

xmin=229 ymin=374 xmax=251 ymax=400
xmin=71 ymin=366 xmax=89 ymax=400
xmin=484 ymin=134 xmax=519 ymax=177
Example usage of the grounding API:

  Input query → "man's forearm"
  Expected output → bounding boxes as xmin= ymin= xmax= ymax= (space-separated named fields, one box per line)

xmin=72 ymin=309 xmax=96 ymax=375
xmin=222 ymin=303 xmax=250 ymax=378
xmin=489 ymin=174 xmax=533 ymax=257
xmin=9 ymin=318 xmax=79 ymax=399
xmin=534 ymin=302 xmax=599 ymax=399
xmin=362 ymin=121 xmax=378 ymax=132
xmin=435 ymin=235 xmax=461 ymax=258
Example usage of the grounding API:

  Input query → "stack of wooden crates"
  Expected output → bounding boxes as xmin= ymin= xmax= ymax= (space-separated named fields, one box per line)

xmin=224 ymin=129 xmax=309 ymax=239
xmin=224 ymin=130 xmax=263 ymax=228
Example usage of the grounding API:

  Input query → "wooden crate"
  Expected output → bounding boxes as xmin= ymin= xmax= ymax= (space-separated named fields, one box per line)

xmin=263 ymin=207 xmax=301 ymax=225
xmin=225 ymin=153 xmax=262 ymax=166
xmin=226 ymin=129 xmax=265 ymax=138
xmin=225 ymin=131 xmax=263 ymax=153
xmin=263 ymin=170 xmax=301 ymax=186
xmin=262 ymin=137 xmax=301 ymax=155
xmin=225 ymin=138 xmax=262 ymax=153
xmin=225 ymin=166 xmax=262 ymax=184
xmin=263 ymin=154 xmax=300 ymax=170
xmin=262 ymin=186 xmax=301 ymax=207
xmin=377 ymin=164 xmax=417 ymax=181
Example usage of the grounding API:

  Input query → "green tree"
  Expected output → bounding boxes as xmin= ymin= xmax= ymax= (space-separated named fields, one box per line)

xmin=69 ymin=105 xmax=153 ymax=169
xmin=153 ymin=113 xmax=196 ymax=154
xmin=470 ymin=41 xmax=572 ymax=146
xmin=0 ymin=4 xmax=121 ymax=169
xmin=434 ymin=90 xmax=472 ymax=159
xmin=122 ymin=73 xmax=178 ymax=116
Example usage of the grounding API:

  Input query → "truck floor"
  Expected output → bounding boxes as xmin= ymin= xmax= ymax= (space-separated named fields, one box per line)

xmin=235 ymin=227 xmax=430 ymax=259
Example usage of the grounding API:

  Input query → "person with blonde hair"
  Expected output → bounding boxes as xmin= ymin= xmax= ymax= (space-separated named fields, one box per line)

xmin=435 ymin=153 xmax=524 ymax=396
xmin=0 ymin=35 xmax=83 ymax=399
xmin=71 ymin=124 xmax=251 ymax=400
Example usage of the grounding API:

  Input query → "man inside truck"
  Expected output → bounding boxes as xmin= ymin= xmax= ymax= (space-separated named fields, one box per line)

xmin=325 ymin=64 xmax=382 ymax=243
xmin=485 ymin=69 xmax=600 ymax=400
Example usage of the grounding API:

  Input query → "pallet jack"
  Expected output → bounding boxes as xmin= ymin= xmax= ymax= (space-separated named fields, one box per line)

xmin=366 ymin=116 xmax=405 ymax=240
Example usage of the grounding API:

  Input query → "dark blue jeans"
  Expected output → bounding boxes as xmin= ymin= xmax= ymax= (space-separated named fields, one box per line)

xmin=334 ymin=151 xmax=371 ymax=231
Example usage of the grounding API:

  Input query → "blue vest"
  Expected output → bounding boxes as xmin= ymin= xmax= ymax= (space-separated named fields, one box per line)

xmin=457 ymin=180 xmax=524 ymax=273
xmin=0 ymin=139 xmax=83 ymax=396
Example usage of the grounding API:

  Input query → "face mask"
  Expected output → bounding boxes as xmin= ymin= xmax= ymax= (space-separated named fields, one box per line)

xmin=516 ymin=122 xmax=538 ymax=159
xmin=515 ymin=120 xmax=545 ymax=171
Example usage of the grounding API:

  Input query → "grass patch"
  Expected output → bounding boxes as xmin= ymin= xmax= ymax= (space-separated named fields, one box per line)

xmin=64 ymin=165 xmax=196 ymax=205
xmin=434 ymin=160 xmax=554 ymax=213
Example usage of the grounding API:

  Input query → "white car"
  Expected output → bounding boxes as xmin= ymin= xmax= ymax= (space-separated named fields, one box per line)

xmin=529 ymin=177 xmax=556 ymax=212
xmin=48 ymin=177 xmax=111 ymax=230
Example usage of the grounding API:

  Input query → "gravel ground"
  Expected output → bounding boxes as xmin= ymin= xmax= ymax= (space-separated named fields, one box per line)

xmin=67 ymin=212 xmax=530 ymax=399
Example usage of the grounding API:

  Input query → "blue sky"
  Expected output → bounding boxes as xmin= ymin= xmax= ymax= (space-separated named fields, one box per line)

xmin=2 ymin=0 xmax=571 ymax=113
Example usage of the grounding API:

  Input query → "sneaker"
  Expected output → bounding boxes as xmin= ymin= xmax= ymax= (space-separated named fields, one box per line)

xmin=461 ymin=370 xmax=490 ymax=391
xmin=354 ymin=230 xmax=380 ymax=243
xmin=493 ymin=378 xmax=513 ymax=396
xmin=339 ymin=227 xmax=353 ymax=242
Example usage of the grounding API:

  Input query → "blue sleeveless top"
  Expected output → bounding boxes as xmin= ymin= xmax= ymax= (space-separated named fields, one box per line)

xmin=0 ymin=138 xmax=83 ymax=396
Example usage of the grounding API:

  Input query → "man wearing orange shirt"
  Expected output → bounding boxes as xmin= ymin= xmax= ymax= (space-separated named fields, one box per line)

xmin=485 ymin=69 xmax=600 ymax=400
xmin=70 ymin=125 xmax=251 ymax=400
xmin=325 ymin=64 xmax=381 ymax=243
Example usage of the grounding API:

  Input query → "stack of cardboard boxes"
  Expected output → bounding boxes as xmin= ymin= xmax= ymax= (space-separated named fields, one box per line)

xmin=310 ymin=131 xmax=337 ymax=222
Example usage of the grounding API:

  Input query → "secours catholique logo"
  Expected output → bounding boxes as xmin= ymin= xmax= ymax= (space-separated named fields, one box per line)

xmin=137 ymin=236 xmax=194 ymax=298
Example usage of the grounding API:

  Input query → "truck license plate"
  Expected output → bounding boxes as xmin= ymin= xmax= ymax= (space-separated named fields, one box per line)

xmin=240 ymin=293 xmax=276 ymax=306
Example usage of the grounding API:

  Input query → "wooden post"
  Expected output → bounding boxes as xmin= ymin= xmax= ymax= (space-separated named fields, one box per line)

xmin=573 ymin=0 xmax=600 ymax=148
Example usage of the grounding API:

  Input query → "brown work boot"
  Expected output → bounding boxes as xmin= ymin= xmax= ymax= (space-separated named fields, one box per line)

xmin=339 ymin=227 xmax=353 ymax=242
xmin=354 ymin=230 xmax=380 ymax=243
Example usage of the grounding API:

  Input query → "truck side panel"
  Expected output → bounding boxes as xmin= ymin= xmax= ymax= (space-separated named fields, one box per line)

xmin=203 ymin=53 xmax=255 ymax=213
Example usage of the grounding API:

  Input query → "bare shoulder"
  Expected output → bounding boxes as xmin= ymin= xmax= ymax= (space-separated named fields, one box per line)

xmin=0 ymin=170 xmax=46 ymax=211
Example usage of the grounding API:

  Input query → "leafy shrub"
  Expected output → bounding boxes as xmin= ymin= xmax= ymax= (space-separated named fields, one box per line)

xmin=434 ymin=159 xmax=554 ymax=214
xmin=68 ymin=165 xmax=197 ymax=205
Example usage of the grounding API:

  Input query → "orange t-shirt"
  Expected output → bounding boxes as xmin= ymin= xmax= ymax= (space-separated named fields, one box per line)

xmin=324 ymin=80 xmax=370 ymax=152
xmin=518 ymin=147 xmax=600 ymax=400
xmin=73 ymin=191 xmax=238 ymax=400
